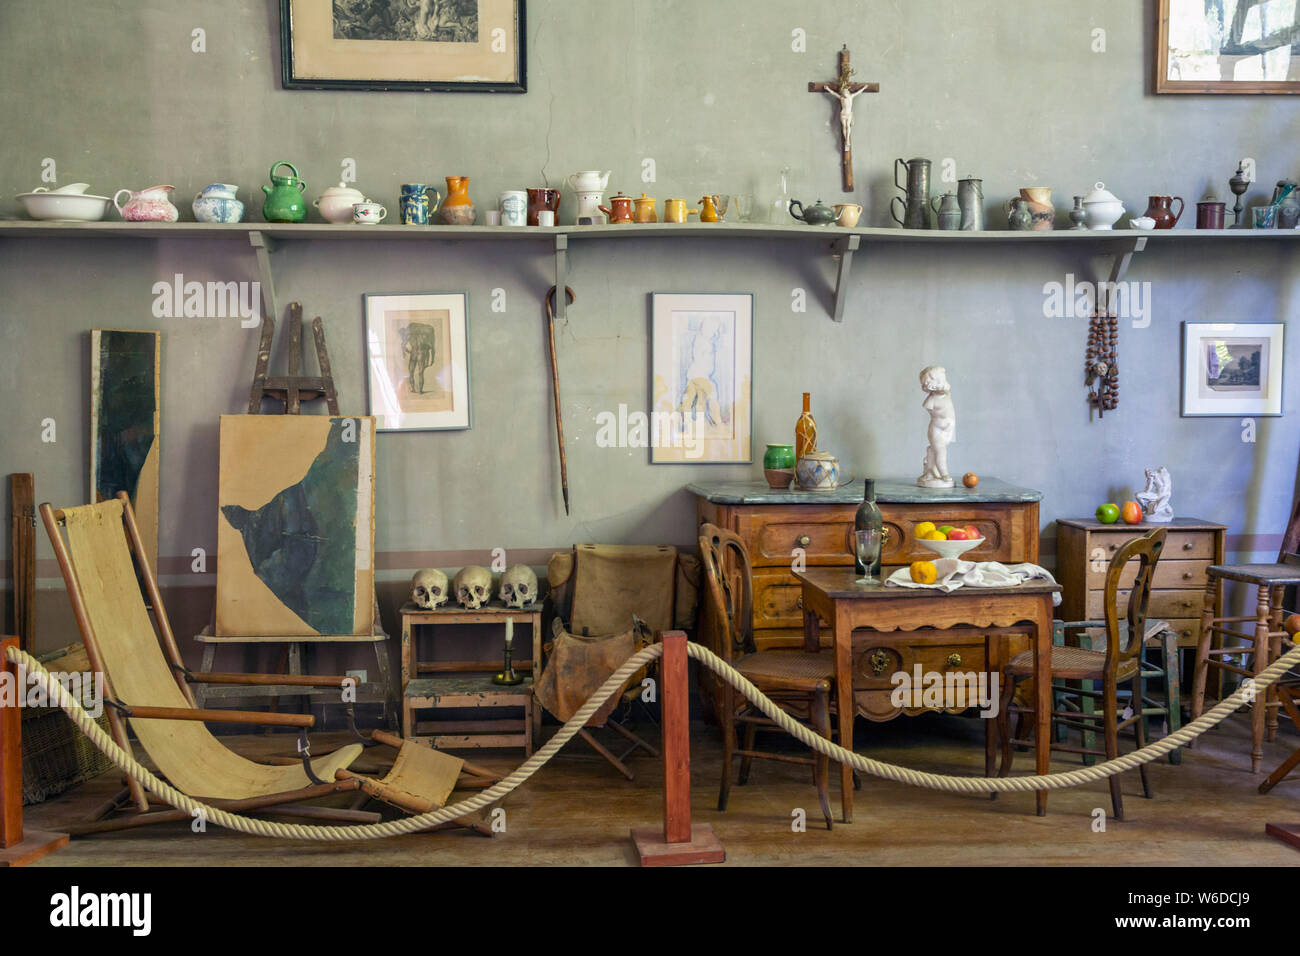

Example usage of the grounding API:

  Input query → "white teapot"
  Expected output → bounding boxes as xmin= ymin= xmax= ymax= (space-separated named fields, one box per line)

xmin=567 ymin=170 xmax=611 ymax=194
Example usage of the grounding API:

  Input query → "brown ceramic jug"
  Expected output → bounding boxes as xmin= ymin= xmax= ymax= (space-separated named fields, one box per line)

xmin=527 ymin=187 xmax=561 ymax=226
xmin=1143 ymin=195 xmax=1184 ymax=229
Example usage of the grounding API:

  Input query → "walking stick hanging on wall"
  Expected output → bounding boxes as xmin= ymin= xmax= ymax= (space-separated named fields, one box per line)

xmin=545 ymin=286 xmax=574 ymax=515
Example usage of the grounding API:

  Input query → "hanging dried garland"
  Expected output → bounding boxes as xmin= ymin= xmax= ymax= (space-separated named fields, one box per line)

xmin=1085 ymin=309 xmax=1118 ymax=417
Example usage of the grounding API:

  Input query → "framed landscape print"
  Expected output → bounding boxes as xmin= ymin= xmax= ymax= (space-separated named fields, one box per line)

xmin=216 ymin=415 xmax=376 ymax=637
xmin=280 ymin=0 xmax=526 ymax=92
xmin=90 ymin=329 xmax=160 ymax=570
xmin=1158 ymin=0 xmax=1300 ymax=93
xmin=650 ymin=293 xmax=753 ymax=464
xmin=364 ymin=292 xmax=471 ymax=431
xmin=1182 ymin=322 xmax=1284 ymax=416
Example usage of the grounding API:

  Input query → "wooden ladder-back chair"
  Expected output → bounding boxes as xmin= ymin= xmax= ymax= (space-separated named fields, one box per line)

xmin=698 ymin=523 xmax=836 ymax=830
xmin=997 ymin=527 xmax=1167 ymax=820
xmin=41 ymin=493 xmax=491 ymax=836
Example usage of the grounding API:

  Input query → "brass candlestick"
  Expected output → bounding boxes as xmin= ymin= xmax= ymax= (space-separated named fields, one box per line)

xmin=1229 ymin=163 xmax=1250 ymax=228
xmin=492 ymin=617 xmax=523 ymax=686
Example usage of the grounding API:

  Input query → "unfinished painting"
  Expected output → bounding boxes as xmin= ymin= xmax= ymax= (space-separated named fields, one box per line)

xmin=216 ymin=415 xmax=375 ymax=637
xmin=650 ymin=293 xmax=753 ymax=464
xmin=90 ymin=330 xmax=160 ymax=569
xmin=365 ymin=292 xmax=470 ymax=430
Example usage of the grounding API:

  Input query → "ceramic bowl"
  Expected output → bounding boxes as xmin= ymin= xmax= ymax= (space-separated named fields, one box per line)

xmin=15 ymin=191 xmax=112 ymax=221
xmin=918 ymin=536 xmax=984 ymax=559
xmin=795 ymin=452 xmax=841 ymax=491
xmin=1129 ymin=217 xmax=1156 ymax=230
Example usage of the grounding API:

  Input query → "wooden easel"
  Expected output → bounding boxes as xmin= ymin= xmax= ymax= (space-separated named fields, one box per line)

xmin=248 ymin=302 xmax=339 ymax=415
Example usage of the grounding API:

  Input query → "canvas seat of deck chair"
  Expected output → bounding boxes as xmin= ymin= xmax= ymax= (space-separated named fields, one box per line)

xmin=46 ymin=495 xmax=469 ymax=824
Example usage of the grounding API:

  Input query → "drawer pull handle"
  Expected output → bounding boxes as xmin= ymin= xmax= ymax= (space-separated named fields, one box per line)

xmin=1183 ymin=572 xmax=1194 ymax=580
xmin=796 ymin=596 xmax=803 ymax=610
xmin=869 ymin=649 xmax=890 ymax=676
xmin=1183 ymin=542 xmax=1194 ymax=551
xmin=797 ymin=534 xmax=811 ymax=547
xmin=946 ymin=653 xmax=962 ymax=667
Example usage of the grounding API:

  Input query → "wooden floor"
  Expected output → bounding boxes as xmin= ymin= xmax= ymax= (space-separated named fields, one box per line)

xmin=22 ymin=711 xmax=1300 ymax=866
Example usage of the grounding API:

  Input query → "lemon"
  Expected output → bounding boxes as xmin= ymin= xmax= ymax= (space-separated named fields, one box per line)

xmin=925 ymin=530 xmax=948 ymax=541
xmin=909 ymin=560 xmax=938 ymax=585
xmin=914 ymin=521 xmax=936 ymax=538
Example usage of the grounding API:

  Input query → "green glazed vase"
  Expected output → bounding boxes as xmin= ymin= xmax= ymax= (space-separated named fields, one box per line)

xmin=763 ymin=443 xmax=796 ymax=490
xmin=261 ymin=161 xmax=307 ymax=223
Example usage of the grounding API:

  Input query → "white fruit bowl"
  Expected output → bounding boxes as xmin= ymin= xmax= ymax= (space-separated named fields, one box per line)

xmin=918 ymin=536 xmax=984 ymax=559
xmin=15 ymin=191 xmax=113 ymax=221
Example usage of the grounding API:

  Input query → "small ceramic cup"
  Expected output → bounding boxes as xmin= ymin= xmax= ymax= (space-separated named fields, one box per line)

xmin=485 ymin=210 xmax=502 ymax=226
xmin=834 ymin=203 xmax=863 ymax=227
xmin=352 ymin=201 xmax=387 ymax=224
xmin=537 ymin=210 xmax=555 ymax=227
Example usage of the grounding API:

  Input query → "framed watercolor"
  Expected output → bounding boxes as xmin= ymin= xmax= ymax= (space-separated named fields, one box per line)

xmin=649 ymin=293 xmax=753 ymax=465
xmin=1182 ymin=322 xmax=1284 ymax=416
xmin=1158 ymin=0 xmax=1300 ymax=93
xmin=90 ymin=329 xmax=160 ymax=570
xmin=280 ymin=0 xmax=526 ymax=93
xmin=364 ymin=292 xmax=471 ymax=431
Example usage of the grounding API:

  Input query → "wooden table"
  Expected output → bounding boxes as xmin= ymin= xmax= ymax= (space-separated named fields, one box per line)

xmin=795 ymin=568 xmax=1060 ymax=822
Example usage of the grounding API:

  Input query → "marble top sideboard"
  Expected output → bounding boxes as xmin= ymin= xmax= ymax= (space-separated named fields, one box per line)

xmin=686 ymin=477 xmax=1043 ymax=506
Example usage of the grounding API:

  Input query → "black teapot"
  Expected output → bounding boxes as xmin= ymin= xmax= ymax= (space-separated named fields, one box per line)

xmin=789 ymin=198 xmax=836 ymax=226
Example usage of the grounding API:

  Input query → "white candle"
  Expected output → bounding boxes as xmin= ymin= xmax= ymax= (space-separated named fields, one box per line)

xmin=504 ymin=618 xmax=513 ymax=649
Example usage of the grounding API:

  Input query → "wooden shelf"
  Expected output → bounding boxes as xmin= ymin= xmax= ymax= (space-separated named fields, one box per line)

xmin=4 ymin=219 xmax=1295 ymax=323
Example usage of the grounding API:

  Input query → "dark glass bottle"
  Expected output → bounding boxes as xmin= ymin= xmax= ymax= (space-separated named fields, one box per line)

xmin=854 ymin=478 xmax=883 ymax=580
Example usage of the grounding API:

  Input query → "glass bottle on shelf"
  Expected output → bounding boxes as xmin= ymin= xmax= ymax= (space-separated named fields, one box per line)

xmin=854 ymin=478 xmax=884 ymax=583
xmin=769 ymin=165 xmax=792 ymax=224
xmin=794 ymin=392 xmax=818 ymax=459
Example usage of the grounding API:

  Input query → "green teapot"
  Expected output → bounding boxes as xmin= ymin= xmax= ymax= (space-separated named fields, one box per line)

xmin=262 ymin=161 xmax=307 ymax=223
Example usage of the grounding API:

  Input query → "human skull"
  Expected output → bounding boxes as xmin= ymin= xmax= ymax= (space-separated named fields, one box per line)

xmin=411 ymin=568 xmax=449 ymax=610
xmin=499 ymin=564 xmax=538 ymax=609
xmin=454 ymin=566 xmax=492 ymax=610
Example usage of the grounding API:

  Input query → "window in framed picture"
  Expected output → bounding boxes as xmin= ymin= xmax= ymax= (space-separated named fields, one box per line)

xmin=649 ymin=293 xmax=753 ymax=465
xmin=280 ymin=0 xmax=526 ymax=93
xmin=365 ymin=292 xmax=471 ymax=431
xmin=1182 ymin=322 xmax=1284 ymax=416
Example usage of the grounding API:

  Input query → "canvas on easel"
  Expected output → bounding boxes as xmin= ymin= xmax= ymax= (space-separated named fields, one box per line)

xmin=215 ymin=414 xmax=376 ymax=637
xmin=90 ymin=330 xmax=160 ymax=570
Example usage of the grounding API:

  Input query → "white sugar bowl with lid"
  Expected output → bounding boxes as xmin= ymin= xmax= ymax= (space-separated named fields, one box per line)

xmin=313 ymin=182 xmax=367 ymax=224
xmin=1082 ymin=182 xmax=1125 ymax=231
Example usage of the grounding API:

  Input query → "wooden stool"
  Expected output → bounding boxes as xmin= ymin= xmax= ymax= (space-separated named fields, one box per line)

xmin=1193 ymin=561 xmax=1300 ymax=771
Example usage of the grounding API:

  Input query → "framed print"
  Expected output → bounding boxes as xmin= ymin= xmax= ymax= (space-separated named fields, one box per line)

xmin=365 ymin=292 xmax=471 ymax=431
xmin=1182 ymin=322 xmax=1284 ymax=416
xmin=280 ymin=0 xmax=526 ymax=93
xmin=650 ymin=293 xmax=753 ymax=464
xmin=1158 ymin=0 xmax=1300 ymax=93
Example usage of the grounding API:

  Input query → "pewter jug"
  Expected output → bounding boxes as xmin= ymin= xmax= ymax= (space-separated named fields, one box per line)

xmin=957 ymin=177 xmax=983 ymax=230
xmin=890 ymin=195 xmax=930 ymax=229
xmin=895 ymin=157 xmax=931 ymax=199
xmin=1006 ymin=197 xmax=1033 ymax=231
xmin=932 ymin=192 xmax=961 ymax=230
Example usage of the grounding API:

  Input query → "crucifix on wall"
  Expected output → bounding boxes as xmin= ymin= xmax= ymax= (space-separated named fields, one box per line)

xmin=808 ymin=45 xmax=879 ymax=191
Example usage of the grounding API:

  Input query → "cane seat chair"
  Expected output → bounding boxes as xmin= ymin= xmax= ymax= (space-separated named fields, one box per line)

xmin=698 ymin=522 xmax=836 ymax=830
xmin=997 ymin=527 xmax=1167 ymax=820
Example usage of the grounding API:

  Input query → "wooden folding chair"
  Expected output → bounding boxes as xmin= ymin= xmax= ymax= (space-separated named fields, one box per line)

xmin=41 ymin=493 xmax=491 ymax=837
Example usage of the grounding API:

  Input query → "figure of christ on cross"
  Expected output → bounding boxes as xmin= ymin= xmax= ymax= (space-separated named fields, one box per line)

xmin=808 ymin=45 xmax=879 ymax=191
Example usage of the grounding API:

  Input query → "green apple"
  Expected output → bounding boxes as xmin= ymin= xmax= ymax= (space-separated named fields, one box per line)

xmin=938 ymin=525 xmax=956 ymax=535
xmin=1096 ymin=503 xmax=1120 ymax=524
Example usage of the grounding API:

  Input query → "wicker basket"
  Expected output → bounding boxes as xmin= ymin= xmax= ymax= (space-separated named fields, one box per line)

xmin=20 ymin=643 xmax=114 ymax=805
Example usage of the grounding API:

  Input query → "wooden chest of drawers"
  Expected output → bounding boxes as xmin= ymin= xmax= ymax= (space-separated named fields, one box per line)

xmin=1056 ymin=518 xmax=1226 ymax=649
xmin=691 ymin=478 xmax=1042 ymax=651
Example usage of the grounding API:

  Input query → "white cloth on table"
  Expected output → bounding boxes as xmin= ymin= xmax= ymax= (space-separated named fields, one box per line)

xmin=885 ymin=560 xmax=1062 ymax=606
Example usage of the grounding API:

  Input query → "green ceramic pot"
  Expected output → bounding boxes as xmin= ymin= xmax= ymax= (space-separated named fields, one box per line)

xmin=763 ymin=443 xmax=796 ymax=489
xmin=262 ymin=161 xmax=307 ymax=223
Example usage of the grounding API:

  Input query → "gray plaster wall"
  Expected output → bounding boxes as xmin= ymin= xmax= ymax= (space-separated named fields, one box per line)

xmin=1 ymin=0 xmax=1297 ymax=657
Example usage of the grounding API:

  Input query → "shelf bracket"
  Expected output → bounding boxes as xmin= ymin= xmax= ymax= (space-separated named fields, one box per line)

xmin=554 ymin=235 xmax=569 ymax=321
xmin=1104 ymin=236 xmax=1146 ymax=291
xmin=830 ymin=235 xmax=860 ymax=322
xmin=248 ymin=230 xmax=281 ymax=324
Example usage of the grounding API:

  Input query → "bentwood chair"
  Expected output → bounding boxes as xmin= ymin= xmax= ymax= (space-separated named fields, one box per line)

xmin=998 ymin=527 xmax=1167 ymax=820
xmin=698 ymin=523 xmax=836 ymax=830
xmin=1259 ymin=612 xmax=1300 ymax=794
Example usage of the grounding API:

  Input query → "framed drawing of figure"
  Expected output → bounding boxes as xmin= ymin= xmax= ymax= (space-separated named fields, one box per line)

xmin=649 ymin=293 xmax=753 ymax=464
xmin=364 ymin=292 xmax=471 ymax=431
xmin=1158 ymin=0 xmax=1300 ymax=93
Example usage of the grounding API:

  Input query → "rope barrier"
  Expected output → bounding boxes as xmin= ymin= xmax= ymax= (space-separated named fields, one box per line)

xmin=8 ymin=639 xmax=1300 ymax=839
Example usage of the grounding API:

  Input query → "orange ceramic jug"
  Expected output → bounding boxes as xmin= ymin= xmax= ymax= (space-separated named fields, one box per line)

xmin=598 ymin=193 xmax=634 ymax=224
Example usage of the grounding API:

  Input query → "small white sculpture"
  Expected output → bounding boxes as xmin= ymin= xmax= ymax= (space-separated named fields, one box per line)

xmin=410 ymin=568 xmax=449 ymax=610
xmin=499 ymin=565 xmax=538 ymax=609
xmin=1136 ymin=467 xmax=1174 ymax=523
xmin=454 ymin=566 xmax=493 ymax=610
xmin=917 ymin=365 xmax=956 ymax=489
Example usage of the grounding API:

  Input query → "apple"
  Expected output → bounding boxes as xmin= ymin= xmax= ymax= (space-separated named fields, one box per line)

xmin=1096 ymin=503 xmax=1120 ymax=524
xmin=964 ymin=525 xmax=981 ymax=540
xmin=948 ymin=528 xmax=970 ymax=540
xmin=1121 ymin=501 xmax=1143 ymax=525
xmin=962 ymin=473 xmax=979 ymax=488
xmin=938 ymin=525 xmax=956 ymax=535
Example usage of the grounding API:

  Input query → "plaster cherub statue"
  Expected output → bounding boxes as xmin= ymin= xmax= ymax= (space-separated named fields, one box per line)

xmin=918 ymin=366 xmax=956 ymax=488
xmin=1135 ymin=466 xmax=1174 ymax=523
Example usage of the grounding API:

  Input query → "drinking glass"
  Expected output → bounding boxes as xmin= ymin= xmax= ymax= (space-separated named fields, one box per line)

xmin=734 ymin=194 xmax=754 ymax=222
xmin=714 ymin=194 xmax=730 ymax=221
xmin=854 ymin=529 xmax=881 ymax=584
xmin=1254 ymin=206 xmax=1278 ymax=228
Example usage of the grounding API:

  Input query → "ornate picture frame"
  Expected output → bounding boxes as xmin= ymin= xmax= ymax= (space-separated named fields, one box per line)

xmin=280 ymin=0 xmax=526 ymax=93
xmin=364 ymin=292 xmax=472 ymax=432
xmin=1158 ymin=0 xmax=1300 ymax=93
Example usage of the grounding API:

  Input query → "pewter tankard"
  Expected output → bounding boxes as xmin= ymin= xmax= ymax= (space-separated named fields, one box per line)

xmin=893 ymin=157 xmax=932 ymax=229
xmin=958 ymin=177 xmax=983 ymax=230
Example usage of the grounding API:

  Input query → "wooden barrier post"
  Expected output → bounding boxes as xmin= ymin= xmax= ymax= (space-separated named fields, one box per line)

xmin=1 ymin=636 xmax=69 ymax=866
xmin=630 ymin=630 xmax=724 ymax=866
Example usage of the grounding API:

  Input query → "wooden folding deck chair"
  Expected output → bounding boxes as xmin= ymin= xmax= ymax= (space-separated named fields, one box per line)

xmin=41 ymin=493 xmax=495 ymax=836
